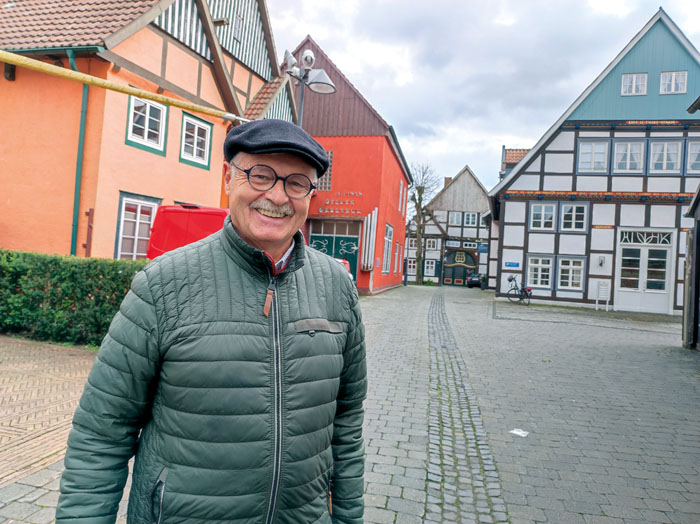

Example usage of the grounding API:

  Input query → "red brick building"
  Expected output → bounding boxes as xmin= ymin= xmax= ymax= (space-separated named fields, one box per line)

xmin=290 ymin=36 xmax=412 ymax=295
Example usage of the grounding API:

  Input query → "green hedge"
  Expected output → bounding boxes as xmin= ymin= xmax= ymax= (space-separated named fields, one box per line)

xmin=0 ymin=250 xmax=148 ymax=346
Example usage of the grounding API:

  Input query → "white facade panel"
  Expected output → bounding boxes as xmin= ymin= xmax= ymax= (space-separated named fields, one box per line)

xmin=689 ymin=132 xmax=700 ymax=137
xmin=547 ymin=131 xmax=575 ymax=151
xmin=647 ymin=177 xmax=680 ymax=192
xmin=678 ymin=256 xmax=685 ymax=278
xmin=614 ymin=131 xmax=646 ymax=138
xmin=681 ymin=206 xmax=693 ymax=228
xmin=680 ymin=231 xmax=687 ymax=253
xmin=425 ymin=250 xmax=441 ymax=260
xmin=489 ymin=261 xmax=498 ymax=275
xmin=588 ymin=278 xmax=613 ymax=301
xmin=650 ymin=206 xmax=676 ymax=228
xmin=479 ymin=264 xmax=488 ymax=274
xmin=612 ymin=177 xmax=643 ymax=192
xmin=559 ymin=234 xmax=587 ymax=255
xmin=528 ymin=233 xmax=555 ymax=253
xmin=579 ymin=131 xmax=610 ymax=137
xmin=500 ymin=272 xmax=520 ymax=292
xmin=447 ymin=226 xmax=461 ymax=236
xmin=543 ymin=176 xmax=573 ymax=190
xmin=510 ymin=175 xmax=540 ymax=190
xmin=433 ymin=210 xmax=447 ymax=221
xmin=464 ymin=227 xmax=477 ymax=238
xmin=425 ymin=225 xmax=441 ymax=235
xmin=592 ymin=204 xmax=615 ymax=225
xmin=650 ymin=131 xmax=683 ymax=137
xmin=490 ymin=222 xmax=500 ymax=238
xmin=490 ymin=240 xmax=499 ymax=254
xmin=589 ymin=253 xmax=613 ymax=276
xmin=557 ymin=290 xmax=584 ymax=299
xmin=525 ymin=155 xmax=541 ymax=172
xmin=503 ymin=225 xmax=525 ymax=247
xmin=677 ymin=283 xmax=684 ymax=307
xmin=576 ymin=176 xmax=608 ymax=191
xmin=544 ymin=153 xmax=574 ymax=173
xmin=620 ymin=205 xmax=646 ymax=227
xmin=531 ymin=289 xmax=553 ymax=298
xmin=591 ymin=228 xmax=614 ymax=251
xmin=504 ymin=201 xmax=526 ymax=223
xmin=685 ymin=178 xmax=700 ymax=194
xmin=501 ymin=249 xmax=523 ymax=269
xmin=478 ymin=229 xmax=488 ymax=239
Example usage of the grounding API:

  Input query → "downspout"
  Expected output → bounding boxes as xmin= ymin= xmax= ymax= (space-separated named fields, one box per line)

xmin=67 ymin=49 xmax=88 ymax=256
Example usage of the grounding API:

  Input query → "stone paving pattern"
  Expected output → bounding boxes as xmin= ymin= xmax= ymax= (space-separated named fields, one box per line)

xmin=0 ymin=286 xmax=699 ymax=523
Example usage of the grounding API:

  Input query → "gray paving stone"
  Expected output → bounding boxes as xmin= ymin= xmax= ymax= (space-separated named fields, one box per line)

xmin=16 ymin=470 xmax=60 ymax=488
xmin=0 ymin=502 xmax=41 ymax=520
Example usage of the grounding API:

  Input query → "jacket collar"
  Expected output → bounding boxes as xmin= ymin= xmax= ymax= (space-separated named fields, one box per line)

xmin=219 ymin=215 xmax=306 ymax=277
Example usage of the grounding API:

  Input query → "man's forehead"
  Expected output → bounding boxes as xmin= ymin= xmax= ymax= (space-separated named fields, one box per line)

xmin=235 ymin=151 xmax=316 ymax=172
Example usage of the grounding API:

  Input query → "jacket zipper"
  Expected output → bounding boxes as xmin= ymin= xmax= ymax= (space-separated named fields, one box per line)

xmin=265 ymin=275 xmax=282 ymax=524
xmin=152 ymin=467 xmax=169 ymax=524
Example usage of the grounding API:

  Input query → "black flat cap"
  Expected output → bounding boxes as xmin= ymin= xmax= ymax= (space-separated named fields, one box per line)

xmin=224 ymin=119 xmax=329 ymax=174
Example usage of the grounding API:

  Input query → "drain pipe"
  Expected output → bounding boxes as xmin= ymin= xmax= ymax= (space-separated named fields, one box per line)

xmin=67 ymin=49 xmax=88 ymax=256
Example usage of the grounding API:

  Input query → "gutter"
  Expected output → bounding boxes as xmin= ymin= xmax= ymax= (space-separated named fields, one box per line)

xmin=66 ymin=49 xmax=91 ymax=256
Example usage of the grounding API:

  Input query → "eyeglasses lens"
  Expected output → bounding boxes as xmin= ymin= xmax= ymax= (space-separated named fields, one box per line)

xmin=246 ymin=165 xmax=312 ymax=199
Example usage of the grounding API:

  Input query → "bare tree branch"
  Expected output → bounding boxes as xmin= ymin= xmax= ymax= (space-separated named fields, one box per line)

xmin=408 ymin=162 xmax=441 ymax=285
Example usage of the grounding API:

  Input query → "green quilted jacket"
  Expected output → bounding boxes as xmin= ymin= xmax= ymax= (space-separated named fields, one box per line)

xmin=56 ymin=218 xmax=367 ymax=524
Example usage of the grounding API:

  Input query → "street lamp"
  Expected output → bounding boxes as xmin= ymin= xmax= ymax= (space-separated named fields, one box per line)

xmin=284 ymin=49 xmax=336 ymax=128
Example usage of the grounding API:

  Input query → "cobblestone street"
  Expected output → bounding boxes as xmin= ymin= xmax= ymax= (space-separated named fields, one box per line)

xmin=1 ymin=285 xmax=699 ymax=523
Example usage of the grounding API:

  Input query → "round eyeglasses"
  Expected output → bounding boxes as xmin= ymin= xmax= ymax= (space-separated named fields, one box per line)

xmin=231 ymin=162 xmax=316 ymax=199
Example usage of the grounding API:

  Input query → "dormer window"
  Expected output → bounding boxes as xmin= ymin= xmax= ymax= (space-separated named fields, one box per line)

xmin=621 ymin=73 xmax=647 ymax=96
xmin=660 ymin=71 xmax=687 ymax=94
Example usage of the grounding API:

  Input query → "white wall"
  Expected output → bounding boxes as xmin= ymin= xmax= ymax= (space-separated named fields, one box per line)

xmin=504 ymin=201 xmax=526 ymax=223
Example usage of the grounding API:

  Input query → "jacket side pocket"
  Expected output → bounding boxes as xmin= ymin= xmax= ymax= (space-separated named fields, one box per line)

xmin=151 ymin=467 xmax=169 ymax=524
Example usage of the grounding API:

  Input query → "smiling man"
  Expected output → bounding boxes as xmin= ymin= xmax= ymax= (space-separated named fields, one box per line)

xmin=57 ymin=119 xmax=367 ymax=524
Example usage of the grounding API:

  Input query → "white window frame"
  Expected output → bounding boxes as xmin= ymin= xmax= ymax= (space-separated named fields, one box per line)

xmin=650 ymin=141 xmax=682 ymax=173
xmin=394 ymin=242 xmax=400 ymax=273
xmin=464 ymin=212 xmax=477 ymax=226
xmin=180 ymin=114 xmax=211 ymax=166
xmin=479 ymin=215 xmax=486 ymax=228
xmin=407 ymin=259 xmax=417 ymax=275
xmin=127 ymin=96 xmax=167 ymax=152
xmin=399 ymin=181 xmax=403 ymax=214
xmin=448 ymin=211 xmax=462 ymax=226
xmin=382 ymin=224 xmax=393 ymax=273
xmin=613 ymin=141 xmax=644 ymax=173
xmin=424 ymin=259 xmax=436 ymax=277
xmin=578 ymin=141 xmax=609 ymax=173
xmin=558 ymin=258 xmax=584 ymax=291
xmin=425 ymin=238 xmax=438 ymax=250
xmin=621 ymin=73 xmax=647 ymax=96
xmin=660 ymin=71 xmax=687 ymax=94
xmin=560 ymin=204 xmax=587 ymax=232
xmin=527 ymin=256 xmax=553 ymax=289
xmin=687 ymin=141 xmax=700 ymax=174
xmin=408 ymin=238 xmax=417 ymax=249
xmin=529 ymin=203 xmax=556 ymax=231
xmin=117 ymin=198 xmax=157 ymax=260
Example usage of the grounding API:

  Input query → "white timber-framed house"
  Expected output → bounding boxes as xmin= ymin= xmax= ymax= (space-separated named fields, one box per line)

xmin=488 ymin=8 xmax=700 ymax=315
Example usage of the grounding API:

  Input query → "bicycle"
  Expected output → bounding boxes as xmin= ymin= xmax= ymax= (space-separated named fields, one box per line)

xmin=506 ymin=275 xmax=532 ymax=305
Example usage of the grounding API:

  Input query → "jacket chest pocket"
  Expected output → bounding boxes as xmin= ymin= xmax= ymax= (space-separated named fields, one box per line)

xmin=293 ymin=319 xmax=346 ymax=358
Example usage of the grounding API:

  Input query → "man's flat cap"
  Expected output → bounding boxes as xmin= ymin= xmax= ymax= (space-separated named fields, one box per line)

xmin=224 ymin=119 xmax=329 ymax=174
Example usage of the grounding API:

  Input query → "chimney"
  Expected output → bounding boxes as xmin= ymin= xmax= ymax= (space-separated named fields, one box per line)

xmin=444 ymin=177 xmax=452 ymax=187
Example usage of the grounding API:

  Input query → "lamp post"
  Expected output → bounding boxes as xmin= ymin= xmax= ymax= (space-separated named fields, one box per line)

xmin=284 ymin=49 xmax=336 ymax=128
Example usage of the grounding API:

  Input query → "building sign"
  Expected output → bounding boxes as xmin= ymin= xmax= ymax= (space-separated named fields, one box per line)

xmin=477 ymin=243 xmax=488 ymax=253
xmin=625 ymin=120 xmax=679 ymax=125
xmin=445 ymin=240 xmax=460 ymax=248
xmin=316 ymin=191 xmax=364 ymax=215
xmin=592 ymin=225 xmax=615 ymax=229
xmin=505 ymin=262 xmax=519 ymax=268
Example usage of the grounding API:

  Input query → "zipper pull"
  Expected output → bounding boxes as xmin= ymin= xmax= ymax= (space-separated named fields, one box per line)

xmin=263 ymin=277 xmax=277 ymax=317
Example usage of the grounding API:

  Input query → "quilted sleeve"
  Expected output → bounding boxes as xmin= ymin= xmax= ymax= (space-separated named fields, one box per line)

xmin=56 ymin=270 xmax=160 ymax=523
xmin=331 ymin=287 xmax=367 ymax=524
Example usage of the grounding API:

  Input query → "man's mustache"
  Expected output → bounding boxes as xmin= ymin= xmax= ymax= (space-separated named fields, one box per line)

xmin=250 ymin=199 xmax=294 ymax=216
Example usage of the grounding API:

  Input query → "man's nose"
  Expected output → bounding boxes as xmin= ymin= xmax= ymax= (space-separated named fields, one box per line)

xmin=265 ymin=177 xmax=290 ymax=203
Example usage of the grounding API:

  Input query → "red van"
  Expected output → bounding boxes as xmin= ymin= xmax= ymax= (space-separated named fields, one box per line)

xmin=146 ymin=204 xmax=229 ymax=259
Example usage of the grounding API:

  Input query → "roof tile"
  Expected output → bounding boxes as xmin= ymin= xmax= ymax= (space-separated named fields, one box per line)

xmin=504 ymin=148 xmax=529 ymax=164
xmin=244 ymin=76 xmax=284 ymax=119
xmin=0 ymin=0 xmax=160 ymax=50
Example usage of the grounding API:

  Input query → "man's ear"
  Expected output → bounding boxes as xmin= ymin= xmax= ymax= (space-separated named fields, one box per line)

xmin=223 ymin=162 xmax=232 ymax=194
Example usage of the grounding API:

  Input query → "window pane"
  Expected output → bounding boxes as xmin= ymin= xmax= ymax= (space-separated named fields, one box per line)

xmin=121 ymin=237 xmax=134 ymax=253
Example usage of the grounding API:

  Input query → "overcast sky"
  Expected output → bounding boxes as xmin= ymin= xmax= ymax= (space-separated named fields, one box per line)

xmin=265 ymin=0 xmax=700 ymax=191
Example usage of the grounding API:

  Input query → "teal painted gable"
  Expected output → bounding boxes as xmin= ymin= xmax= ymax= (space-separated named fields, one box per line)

xmin=569 ymin=20 xmax=700 ymax=121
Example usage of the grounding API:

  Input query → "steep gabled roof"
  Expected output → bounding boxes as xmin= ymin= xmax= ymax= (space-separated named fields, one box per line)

xmin=0 ymin=0 xmax=172 ymax=51
xmin=426 ymin=164 xmax=487 ymax=211
xmin=489 ymin=7 xmax=700 ymax=198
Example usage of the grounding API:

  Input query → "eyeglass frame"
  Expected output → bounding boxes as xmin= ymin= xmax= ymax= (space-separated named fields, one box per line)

xmin=229 ymin=161 xmax=317 ymax=199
